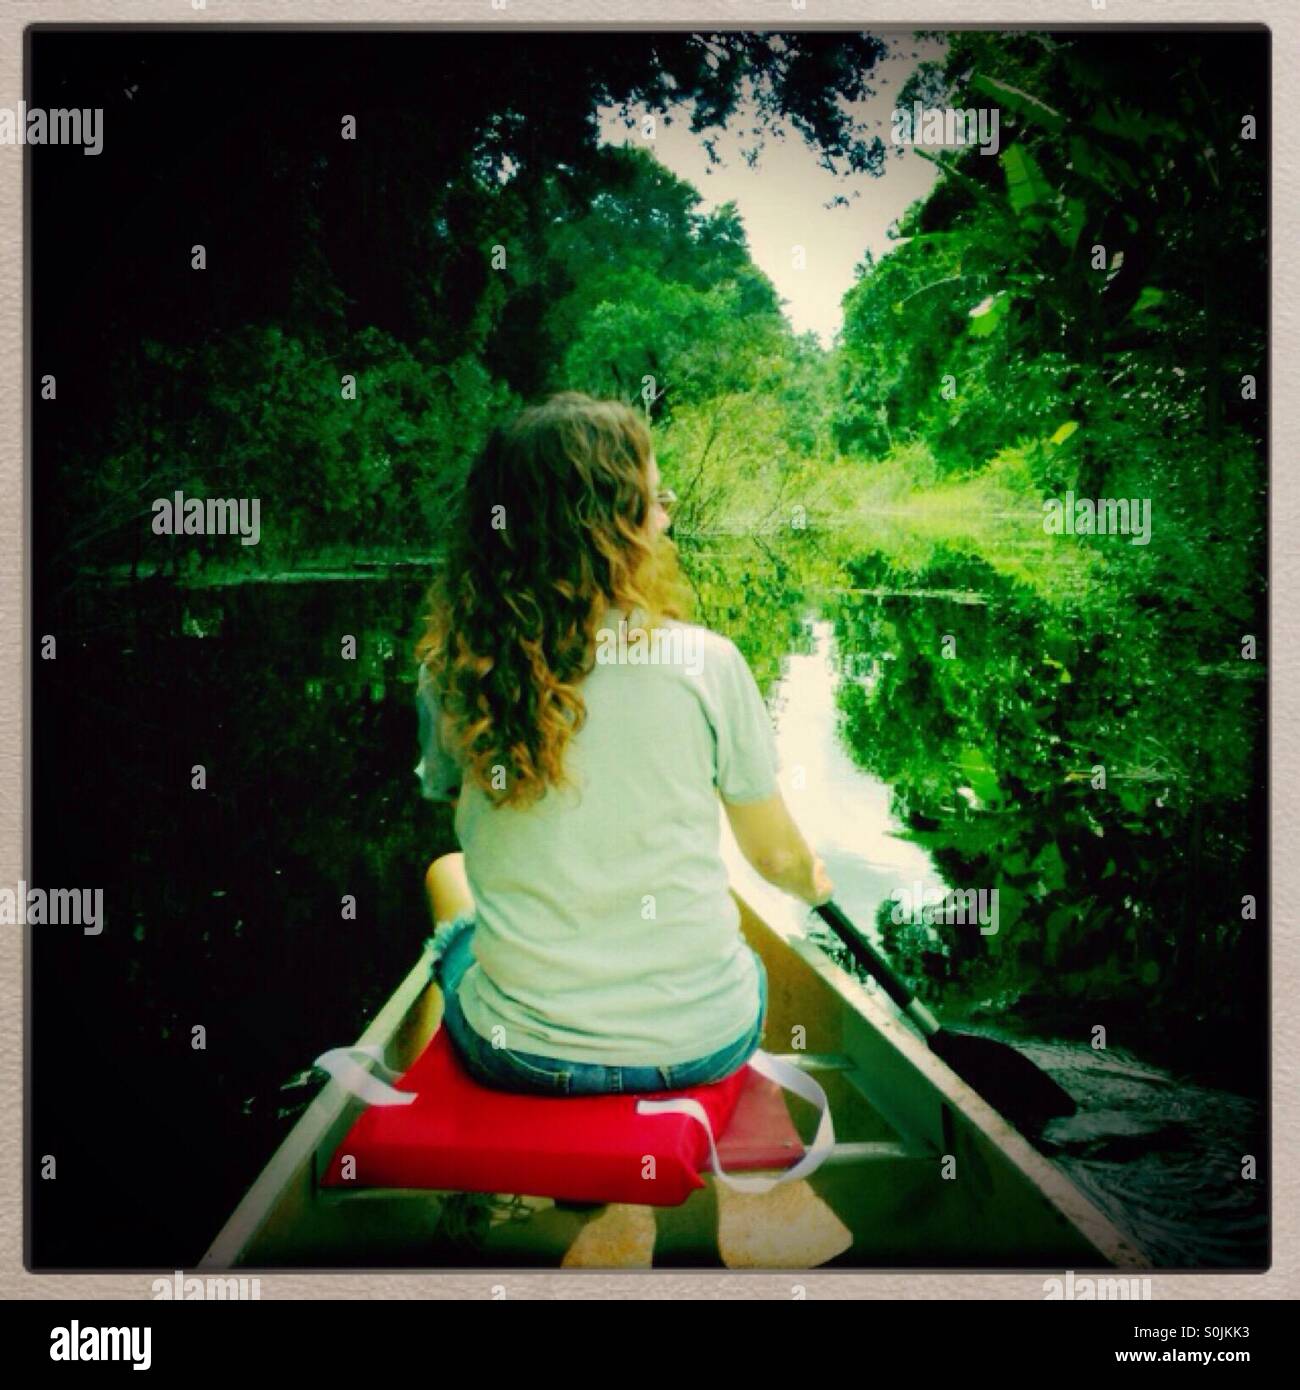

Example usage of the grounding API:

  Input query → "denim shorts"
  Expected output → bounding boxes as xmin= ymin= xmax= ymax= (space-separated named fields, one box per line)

xmin=428 ymin=914 xmax=769 ymax=1097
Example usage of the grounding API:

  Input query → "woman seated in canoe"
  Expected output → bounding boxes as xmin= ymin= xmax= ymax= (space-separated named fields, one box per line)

xmin=416 ymin=390 xmax=832 ymax=1097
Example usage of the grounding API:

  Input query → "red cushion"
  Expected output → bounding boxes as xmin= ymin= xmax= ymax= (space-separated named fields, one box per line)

xmin=320 ymin=1027 xmax=757 ymax=1207
xmin=715 ymin=1063 xmax=808 ymax=1172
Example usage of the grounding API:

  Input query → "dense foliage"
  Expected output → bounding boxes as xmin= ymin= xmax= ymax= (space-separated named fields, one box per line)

xmin=35 ymin=30 xmax=887 ymax=577
xmin=30 ymin=29 xmax=1269 ymax=1273
xmin=821 ymin=32 xmax=1266 ymax=1081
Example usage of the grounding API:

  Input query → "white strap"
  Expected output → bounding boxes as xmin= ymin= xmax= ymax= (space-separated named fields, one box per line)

xmin=635 ymin=1051 xmax=835 ymax=1194
xmin=313 ymin=1043 xmax=418 ymax=1107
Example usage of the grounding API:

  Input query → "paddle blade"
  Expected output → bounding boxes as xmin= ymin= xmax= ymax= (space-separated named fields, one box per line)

xmin=928 ymin=1028 xmax=1077 ymax=1124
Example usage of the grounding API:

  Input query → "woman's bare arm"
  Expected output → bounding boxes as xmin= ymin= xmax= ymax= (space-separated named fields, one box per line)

xmin=722 ymin=790 xmax=833 ymax=906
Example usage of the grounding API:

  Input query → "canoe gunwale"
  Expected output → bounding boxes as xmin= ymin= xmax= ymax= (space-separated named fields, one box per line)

xmin=201 ymin=896 xmax=1150 ymax=1271
xmin=200 ymin=944 xmax=439 ymax=1271
xmin=737 ymin=893 xmax=1148 ymax=1269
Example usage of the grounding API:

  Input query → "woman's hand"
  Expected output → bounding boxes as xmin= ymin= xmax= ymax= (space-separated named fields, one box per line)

xmin=806 ymin=855 xmax=834 ymax=908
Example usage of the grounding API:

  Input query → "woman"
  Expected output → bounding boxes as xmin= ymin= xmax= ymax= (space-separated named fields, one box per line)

xmin=416 ymin=391 xmax=832 ymax=1098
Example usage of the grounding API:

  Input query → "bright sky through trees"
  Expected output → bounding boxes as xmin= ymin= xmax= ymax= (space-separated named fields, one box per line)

xmin=597 ymin=34 xmax=945 ymax=346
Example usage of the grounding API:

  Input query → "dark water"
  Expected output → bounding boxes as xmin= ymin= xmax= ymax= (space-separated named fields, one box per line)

xmin=721 ymin=608 xmax=1266 ymax=1272
xmin=31 ymin=537 xmax=1266 ymax=1269
xmin=33 ymin=569 xmax=450 ymax=1269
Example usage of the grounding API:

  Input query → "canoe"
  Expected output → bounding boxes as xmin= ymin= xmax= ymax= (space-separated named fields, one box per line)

xmin=200 ymin=889 xmax=1148 ymax=1270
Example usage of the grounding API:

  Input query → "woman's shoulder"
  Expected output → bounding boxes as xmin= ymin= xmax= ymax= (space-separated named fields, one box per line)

xmin=655 ymin=615 xmax=734 ymax=649
xmin=648 ymin=616 xmax=750 ymax=687
xmin=596 ymin=609 xmax=743 ymax=686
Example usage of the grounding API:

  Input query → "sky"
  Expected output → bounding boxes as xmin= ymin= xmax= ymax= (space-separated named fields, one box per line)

xmin=597 ymin=34 xmax=947 ymax=348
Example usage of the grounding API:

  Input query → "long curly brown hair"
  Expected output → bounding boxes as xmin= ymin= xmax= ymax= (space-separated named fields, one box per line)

xmin=415 ymin=392 xmax=693 ymax=809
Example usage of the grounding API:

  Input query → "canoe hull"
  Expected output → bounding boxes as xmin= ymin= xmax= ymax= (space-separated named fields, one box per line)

xmin=201 ymin=892 xmax=1146 ymax=1270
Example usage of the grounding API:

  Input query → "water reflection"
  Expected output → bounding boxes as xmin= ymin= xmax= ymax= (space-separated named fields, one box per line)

xmin=716 ymin=539 xmax=1264 ymax=1269
xmin=723 ymin=605 xmax=1264 ymax=1268
xmin=819 ymin=545 xmax=1265 ymax=1099
xmin=32 ymin=530 xmax=1265 ymax=1268
xmin=720 ymin=620 xmax=947 ymax=952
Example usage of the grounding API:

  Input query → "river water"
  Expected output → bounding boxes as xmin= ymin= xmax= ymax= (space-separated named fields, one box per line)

xmin=31 ymin=541 xmax=1266 ymax=1268
xmin=723 ymin=619 xmax=1266 ymax=1270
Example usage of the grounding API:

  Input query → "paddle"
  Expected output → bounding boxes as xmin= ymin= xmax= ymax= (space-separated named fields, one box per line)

xmin=813 ymin=899 xmax=1077 ymax=1126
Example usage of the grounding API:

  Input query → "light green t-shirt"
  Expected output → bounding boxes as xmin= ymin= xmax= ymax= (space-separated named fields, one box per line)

xmin=414 ymin=606 xmax=780 ymax=1066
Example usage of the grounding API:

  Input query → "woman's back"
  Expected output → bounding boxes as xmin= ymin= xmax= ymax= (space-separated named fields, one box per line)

xmin=414 ymin=392 xmax=828 ymax=1092
xmin=418 ymin=604 xmax=780 ymax=1066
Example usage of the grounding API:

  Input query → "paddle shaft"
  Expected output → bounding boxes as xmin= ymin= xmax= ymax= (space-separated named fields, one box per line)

xmin=814 ymin=900 xmax=941 ymax=1037
xmin=813 ymin=899 xmax=1078 ymax=1124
